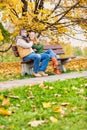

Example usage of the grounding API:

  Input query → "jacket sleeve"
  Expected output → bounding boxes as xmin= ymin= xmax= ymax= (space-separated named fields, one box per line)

xmin=32 ymin=43 xmax=43 ymax=50
xmin=16 ymin=39 xmax=33 ymax=48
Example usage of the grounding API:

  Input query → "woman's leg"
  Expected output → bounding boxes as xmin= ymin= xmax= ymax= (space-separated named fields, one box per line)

xmin=45 ymin=49 xmax=56 ymax=58
xmin=45 ymin=50 xmax=61 ymax=74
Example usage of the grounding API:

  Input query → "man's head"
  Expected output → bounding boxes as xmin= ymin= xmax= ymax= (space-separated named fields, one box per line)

xmin=20 ymin=29 xmax=27 ymax=37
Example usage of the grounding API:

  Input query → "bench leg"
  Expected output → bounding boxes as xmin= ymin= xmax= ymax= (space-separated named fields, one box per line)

xmin=21 ymin=63 xmax=33 ymax=76
xmin=58 ymin=64 xmax=66 ymax=72
xmin=61 ymin=65 xmax=66 ymax=72
xmin=58 ymin=60 xmax=66 ymax=72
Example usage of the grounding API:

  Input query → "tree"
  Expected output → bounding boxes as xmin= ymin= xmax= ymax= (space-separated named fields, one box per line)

xmin=0 ymin=22 xmax=11 ymax=53
xmin=0 ymin=0 xmax=87 ymax=52
xmin=0 ymin=22 xmax=10 ymax=43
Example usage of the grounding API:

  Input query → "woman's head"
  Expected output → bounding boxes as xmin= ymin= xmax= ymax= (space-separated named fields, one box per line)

xmin=29 ymin=32 xmax=37 ymax=41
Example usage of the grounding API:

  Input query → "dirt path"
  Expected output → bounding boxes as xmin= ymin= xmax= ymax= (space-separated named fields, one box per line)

xmin=0 ymin=71 xmax=87 ymax=90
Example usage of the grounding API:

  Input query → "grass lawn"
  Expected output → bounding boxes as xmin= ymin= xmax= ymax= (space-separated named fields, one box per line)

xmin=0 ymin=77 xmax=87 ymax=130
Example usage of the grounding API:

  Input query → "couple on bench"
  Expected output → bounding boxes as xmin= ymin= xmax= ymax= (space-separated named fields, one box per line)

xmin=16 ymin=29 xmax=61 ymax=77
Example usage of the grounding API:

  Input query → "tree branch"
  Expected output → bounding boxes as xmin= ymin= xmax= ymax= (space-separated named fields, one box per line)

xmin=0 ymin=44 xmax=12 ymax=53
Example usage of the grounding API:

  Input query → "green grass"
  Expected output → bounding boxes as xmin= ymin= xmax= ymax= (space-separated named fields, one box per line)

xmin=0 ymin=77 xmax=87 ymax=130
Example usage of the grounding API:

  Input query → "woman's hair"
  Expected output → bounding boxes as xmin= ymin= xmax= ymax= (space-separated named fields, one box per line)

xmin=29 ymin=32 xmax=36 ymax=36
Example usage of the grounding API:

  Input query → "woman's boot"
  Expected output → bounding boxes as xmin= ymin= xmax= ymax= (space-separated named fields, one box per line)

xmin=51 ymin=57 xmax=61 ymax=74
xmin=54 ymin=68 xmax=61 ymax=74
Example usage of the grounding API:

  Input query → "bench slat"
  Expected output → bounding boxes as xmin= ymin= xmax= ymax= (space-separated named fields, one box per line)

xmin=44 ymin=45 xmax=62 ymax=50
xmin=53 ymin=50 xmax=65 ymax=55
xmin=12 ymin=46 xmax=19 ymax=57
xmin=21 ymin=60 xmax=33 ymax=64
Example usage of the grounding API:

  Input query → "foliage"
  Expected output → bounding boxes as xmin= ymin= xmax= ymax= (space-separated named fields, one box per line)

xmin=0 ymin=29 xmax=4 ymax=41
xmin=0 ymin=77 xmax=87 ymax=130
xmin=83 ymin=47 xmax=87 ymax=57
xmin=73 ymin=47 xmax=83 ymax=56
xmin=0 ymin=0 xmax=87 ymax=57
xmin=0 ymin=22 xmax=10 ymax=43
xmin=0 ymin=0 xmax=87 ymax=39
xmin=61 ymin=42 xmax=73 ymax=57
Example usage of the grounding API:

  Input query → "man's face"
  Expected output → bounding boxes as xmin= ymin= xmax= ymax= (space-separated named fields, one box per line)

xmin=21 ymin=30 xmax=27 ymax=37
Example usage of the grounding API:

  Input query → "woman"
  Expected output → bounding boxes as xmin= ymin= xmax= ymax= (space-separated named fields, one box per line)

xmin=29 ymin=32 xmax=61 ymax=74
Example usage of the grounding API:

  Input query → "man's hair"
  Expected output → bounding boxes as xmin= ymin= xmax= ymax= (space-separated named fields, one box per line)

xmin=20 ymin=29 xmax=27 ymax=35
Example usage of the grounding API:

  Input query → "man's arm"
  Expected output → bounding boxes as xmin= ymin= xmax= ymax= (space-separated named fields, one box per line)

xmin=16 ymin=39 xmax=33 ymax=48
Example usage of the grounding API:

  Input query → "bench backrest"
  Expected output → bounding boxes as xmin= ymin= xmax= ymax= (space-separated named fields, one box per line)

xmin=12 ymin=44 xmax=65 ymax=57
xmin=44 ymin=45 xmax=64 ymax=55
xmin=12 ymin=46 xmax=19 ymax=57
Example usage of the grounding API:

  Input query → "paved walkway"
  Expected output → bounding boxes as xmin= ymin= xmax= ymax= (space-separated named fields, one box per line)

xmin=0 ymin=71 xmax=87 ymax=90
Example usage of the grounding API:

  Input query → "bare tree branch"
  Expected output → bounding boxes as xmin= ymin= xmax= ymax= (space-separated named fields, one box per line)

xmin=54 ymin=0 xmax=81 ymax=24
xmin=0 ymin=44 xmax=12 ymax=53
xmin=64 ymin=32 xmax=87 ymax=42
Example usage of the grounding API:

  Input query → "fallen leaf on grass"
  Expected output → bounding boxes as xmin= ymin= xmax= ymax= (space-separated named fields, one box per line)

xmin=0 ymin=108 xmax=11 ymax=116
xmin=27 ymin=96 xmax=35 ymax=99
xmin=28 ymin=120 xmax=48 ymax=127
xmin=54 ymin=107 xmax=62 ymax=113
xmin=54 ymin=94 xmax=61 ymax=97
xmin=1 ymin=98 xmax=10 ymax=106
xmin=16 ymin=104 xmax=21 ymax=107
xmin=72 ymin=86 xmax=79 ymax=90
xmin=76 ymin=88 xmax=84 ymax=94
xmin=0 ymin=125 xmax=6 ymax=129
xmin=54 ymin=107 xmax=66 ymax=117
xmin=9 ymin=96 xmax=19 ymax=99
xmin=49 ymin=86 xmax=54 ymax=90
xmin=85 ymin=97 xmax=87 ymax=100
xmin=61 ymin=102 xmax=70 ymax=106
xmin=39 ymin=83 xmax=45 ymax=89
xmin=71 ymin=107 xmax=77 ymax=112
xmin=50 ymin=116 xmax=58 ymax=123
xmin=42 ymin=102 xmax=52 ymax=108
xmin=84 ymin=84 xmax=87 ymax=87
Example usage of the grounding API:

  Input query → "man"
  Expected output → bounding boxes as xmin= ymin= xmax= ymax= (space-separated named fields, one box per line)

xmin=16 ymin=29 xmax=50 ymax=77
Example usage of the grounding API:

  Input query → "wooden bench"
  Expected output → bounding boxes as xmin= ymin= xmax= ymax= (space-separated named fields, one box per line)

xmin=12 ymin=45 xmax=76 ymax=76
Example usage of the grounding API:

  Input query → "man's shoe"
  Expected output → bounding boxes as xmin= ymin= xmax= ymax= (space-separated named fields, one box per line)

xmin=32 ymin=72 xmax=42 ymax=77
xmin=38 ymin=71 xmax=48 ymax=76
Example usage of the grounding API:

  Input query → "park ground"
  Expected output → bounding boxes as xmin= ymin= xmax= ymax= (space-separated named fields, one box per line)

xmin=0 ymin=58 xmax=87 ymax=130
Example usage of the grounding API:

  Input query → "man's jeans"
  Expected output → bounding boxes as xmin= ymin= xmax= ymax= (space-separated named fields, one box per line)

xmin=23 ymin=52 xmax=50 ymax=73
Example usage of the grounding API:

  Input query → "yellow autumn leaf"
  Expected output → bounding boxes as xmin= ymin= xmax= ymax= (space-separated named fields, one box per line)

xmin=50 ymin=116 xmax=58 ymax=123
xmin=54 ymin=106 xmax=66 ymax=117
xmin=42 ymin=102 xmax=52 ymax=108
xmin=0 ymin=29 xmax=4 ymax=41
xmin=0 ymin=95 xmax=5 ymax=101
xmin=54 ymin=107 xmax=62 ymax=112
xmin=1 ymin=98 xmax=10 ymax=106
xmin=0 ymin=108 xmax=11 ymax=116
